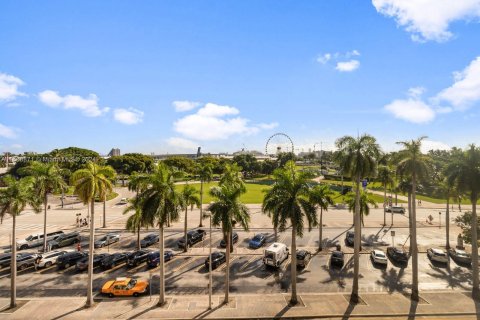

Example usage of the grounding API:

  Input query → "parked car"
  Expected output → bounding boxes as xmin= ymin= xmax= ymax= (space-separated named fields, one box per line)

xmin=385 ymin=206 xmax=406 ymax=214
xmin=296 ymin=250 xmax=312 ymax=268
xmin=345 ymin=231 xmax=354 ymax=247
xmin=449 ymin=248 xmax=471 ymax=264
xmin=101 ymin=277 xmax=148 ymax=297
xmin=205 ymin=251 xmax=226 ymax=269
xmin=263 ymin=242 xmax=289 ymax=268
xmin=0 ymin=253 xmax=21 ymax=268
xmin=94 ymin=233 xmax=120 ymax=248
xmin=101 ymin=253 xmax=128 ymax=270
xmin=330 ymin=250 xmax=344 ymax=267
xmin=427 ymin=248 xmax=448 ymax=263
xmin=48 ymin=232 xmax=80 ymax=249
xmin=57 ymin=251 xmax=87 ymax=269
xmin=17 ymin=253 xmax=38 ymax=271
xmin=146 ymin=251 xmax=174 ymax=268
xmin=387 ymin=247 xmax=408 ymax=264
xmin=35 ymin=250 xmax=72 ymax=268
xmin=220 ymin=232 xmax=239 ymax=248
xmin=16 ymin=231 xmax=64 ymax=250
xmin=140 ymin=234 xmax=159 ymax=247
xmin=75 ymin=253 xmax=110 ymax=272
xmin=177 ymin=229 xmax=206 ymax=249
xmin=249 ymin=234 xmax=266 ymax=249
xmin=119 ymin=198 xmax=128 ymax=205
xmin=370 ymin=249 xmax=388 ymax=265
xmin=127 ymin=249 xmax=151 ymax=267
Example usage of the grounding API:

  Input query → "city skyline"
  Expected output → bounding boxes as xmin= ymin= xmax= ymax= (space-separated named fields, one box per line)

xmin=1 ymin=1 xmax=480 ymax=154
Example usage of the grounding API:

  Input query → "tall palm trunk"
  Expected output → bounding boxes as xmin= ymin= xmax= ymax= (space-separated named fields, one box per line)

xmin=159 ymin=224 xmax=166 ymax=306
xmin=319 ymin=207 xmax=323 ymax=251
xmin=43 ymin=193 xmax=48 ymax=252
xmin=102 ymin=195 xmax=107 ymax=228
xmin=10 ymin=213 xmax=17 ymax=308
xmin=224 ymin=230 xmax=231 ymax=304
xmin=86 ymin=200 xmax=95 ymax=307
xmin=471 ymin=194 xmax=479 ymax=299
xmin=274 ymin=226 xmax=278 ymax=242
xmin=411 ymin=175 xmax=419 ymax=301
xmin=383 ymin=184 xmax=387 ymax=226
xmin=446 ymin=195 xmax=450 ymax=249
xmin=290 ymin=219 xmax=298 ymax=305
xmin=184 ymin=207 xmax=188 ymax=253
xmin=199 ymin=181 xmax=204 ymax=227
xmin=351 ymin=175 xmax=361 ymax=303
xmin=137 ymin=224 xmax=141 ymax=250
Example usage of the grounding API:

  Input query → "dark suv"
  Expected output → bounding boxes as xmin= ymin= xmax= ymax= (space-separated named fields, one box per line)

xmin=177 ymin=229 xmax=206 ymax=249
xmin=387 ymin=247 xmax=408 ymax=265
xmin=49 ymin=232 xmax=80 ymax=249
xmin=127 ymin=250 xmax=151 ymax=267
xmin=75 ymin=253 xmax=109 ymax=272
xmin=57 ymin=251 xmax=87 ymax=269
xmin=140 ymin=234 xmax=159 ymax=247
xmin=101 ymin=253 xmax=127 ymax=270
xmin=345 ymin=231 xmax=354 ymax=247
xmin=220 ymin=232 xmax=239 ymax=248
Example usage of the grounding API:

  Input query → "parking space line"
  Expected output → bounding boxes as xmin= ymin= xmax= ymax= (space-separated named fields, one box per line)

xmin=171 ymin=257 xmax=202 ymax=273
xmin=36 ymin=265 xmax=57 ymax=274
xmin=239 ymin=255 xmax=259 ymax=272
xmin=104 ymin=263 xmax=126 ymax=274
xmin=217 ymin=256 xmax=239 ymax=272
xmin=127 ymin=263 xmax=146 ymax=274
xmin=149 ymin=258 xmax=175 ymax=273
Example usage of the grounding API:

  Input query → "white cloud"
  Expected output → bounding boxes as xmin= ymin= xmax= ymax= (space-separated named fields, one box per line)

xmin=384 ymin=97 xmax=435 ymax=123
xmin=372 ymin=0 xmax=480 ymax=42
xmin=336 ymin=60 xmax=360 ymax=72
xmin=113 ymin=108 xmax=144 ymax=125
xmin=349 ymin=50 xmax=361 ymax=56
xmin=421 ymin=140 xmax=450 ymax=153
xmin=408 ymin=86 xmax=426 ymax=98
xmin=0 ymin=123 xmax=17 ymax=139
xmin=0 ymin=72 xmax=26 ymax=102
xmin=258 ymin=122 xmax=279 ymax=130
xmin=173 ymin=100 xmax=202 ymax=112
xmin=173 ymin=102 xmax=276 ymax=141
xmin=38 ymin=90 xmax=110 ymax=117
xmin=317 ymin=53 xmax=332 ymax=64
xmin=435 ymin=56 xmax=480 ymax=109
xmin=166 ymin=137 xmax=198 ymax=150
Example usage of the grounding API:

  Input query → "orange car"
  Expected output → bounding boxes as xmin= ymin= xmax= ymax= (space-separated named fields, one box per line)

xmin=101 ymin=277 xmax=149 ymax=297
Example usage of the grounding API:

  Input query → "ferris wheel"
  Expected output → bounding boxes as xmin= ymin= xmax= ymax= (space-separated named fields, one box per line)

xmin=265 ymin=133 xmax=294 ymax=157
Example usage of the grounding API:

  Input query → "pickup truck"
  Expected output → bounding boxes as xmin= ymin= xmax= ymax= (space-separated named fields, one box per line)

xmin=16 ymin=231 xmax=64 ymax=250
xmin=177 ymin=229 xmax=206 ymax=249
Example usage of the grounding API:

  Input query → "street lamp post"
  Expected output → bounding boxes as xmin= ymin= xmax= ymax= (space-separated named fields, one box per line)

xmin=208 ymin=211 xmax=213 ymax=309
xmin=439 ymin=211 xmax=442 ymax=229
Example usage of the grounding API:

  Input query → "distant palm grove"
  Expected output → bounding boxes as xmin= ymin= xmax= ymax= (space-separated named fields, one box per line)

xmin=2 ymin=136 xmax=480 ymax=308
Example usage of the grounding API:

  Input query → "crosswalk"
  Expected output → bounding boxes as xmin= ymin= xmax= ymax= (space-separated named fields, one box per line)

xmin=0 ymin=223 xmax=61 ymax=232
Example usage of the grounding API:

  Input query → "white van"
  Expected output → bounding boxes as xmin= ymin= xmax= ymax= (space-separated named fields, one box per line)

xmin=263 ymin=242 xmax=289 ymax=267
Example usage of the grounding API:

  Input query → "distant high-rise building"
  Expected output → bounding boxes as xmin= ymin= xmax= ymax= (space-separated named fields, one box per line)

xmin=108 ymin=148 xmax=121 ymax=157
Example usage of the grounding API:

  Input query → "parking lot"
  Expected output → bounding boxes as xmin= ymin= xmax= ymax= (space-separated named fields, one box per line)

xmin=0 ymin=188 xmax=472 ymax=299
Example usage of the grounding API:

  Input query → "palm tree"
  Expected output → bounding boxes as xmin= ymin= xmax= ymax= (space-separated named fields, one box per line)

xmin=345 ymin=190 xmax=378 ymax=226
xmin=136 ymin=163 xmax=180 ymax=306
xmin=262 ymin=160 xmax=317 ymax=305
xmin=335 ymin=134 xmax=380 ymax=303
xmin=436 ymin=178 xmax=453 ymax=249
xmin=180 ymin=183 xmax=201 ymax=252
xmin=101 ymin=166 xmax=116 ymax=228
xmin=309 ymin=184 xmax=334 ymax=251
xmin=377 ymin=165 xmax=394 ymax=226
xmin=219 ymin=163 xmax=246 ymax=192
xmin=20 ymin=162 xmax=67 ymax=252
xmin=208 ymin=184 xmax=250 ymax=305
xmin=123 ymin=197 xmax=152 ymax=250
xmin=262 ymin=191 xmax=282 ymax=243
xmin=445 ymin=145 xmax=480 ymax=299
xmin=0 ymin=175 xmax=41 ymax=308
xmin=71 ymin=162 xmax=115 ymax=307
xmin=396 ymin=136 xmax=430 ymax=301
xmin=196 ymin=162 xmax=213 ymax=227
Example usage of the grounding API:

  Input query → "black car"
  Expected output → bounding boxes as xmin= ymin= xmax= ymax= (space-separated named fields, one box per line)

xmin=140 ymin=234 xmax=159 ymax=247
xmin=101 ymin=253 xmax=128 ymax=269
xmin=330 ymin=250 xmax=345 ymax=267
xmin=0 ymin=253 xmax=20 ymax=268
xmin=205 ymin=251 xmax=226 ymax=269
xmin=127 ymin=249 xmax=151 ymax=267
xmin=177 ymin=229 xmax=206 ymax=249
xmin=75 ymin=253 xmax=109 ymax=272
xmin=57 ymin=251 xmax=87 ymax=269
xmin=146 ymin=251 xmax=175 ymax=268
xmin=387 ymin=247 xmax=408 ymax=264
xmin=296 ymin=250 xmax=312 ymax=268
xmin=220 ymin=232 xmax=239 ymax=248
xmin=49 ymin=232 xmax=80 ymax=249
xmin=345 ymin=231 xmax=354 ymax=247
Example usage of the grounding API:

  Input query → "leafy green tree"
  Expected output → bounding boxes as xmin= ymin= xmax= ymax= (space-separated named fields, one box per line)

xmin=179 ymin=184 xmax=201 ymax=252
xmin=345 ymin=190 xmax=378 ymax=226
xmin=262 ymin=161 xmax=317 ymax=305
xmin=309 ymin=184 xmax=334 ymax=251
xmin=209 ymin=184 xmax=250 ymax=304
xmin=232 ymin=154 xmax=261 ymax=176
xmin=396 ymin=136 xmax=430 ymax=301
xmin=446 ymin=145 xmax=480 ymax=298
xmin=163 ymin=156 xmax=196 ymax=174
xmin=261 ymin=159 xmax=277 ymax=175
xmin=196 ymin=162 xmax=213 ymax=227
xmin=0 ymin=176 xmax=41 ymax=308
xmin=454 ymin=211 xmax=480 ymax=245
xmin=335 ymin=134 xmax=380 ymax=303
xmin=71 ymin=162 xmax=115 ymax=307
xmin=277 ymin=152 xmax=296 ymax=167
xmin=135 ymin=163 xmax=181 ymax=306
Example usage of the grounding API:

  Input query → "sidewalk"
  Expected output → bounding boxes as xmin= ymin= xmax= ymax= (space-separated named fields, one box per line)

xmin=1 ymin=291 xmax=479 ymax=319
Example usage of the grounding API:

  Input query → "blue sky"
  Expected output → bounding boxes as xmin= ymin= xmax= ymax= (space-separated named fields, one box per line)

xmin=1 ymin=1 xmax=480 ymax=155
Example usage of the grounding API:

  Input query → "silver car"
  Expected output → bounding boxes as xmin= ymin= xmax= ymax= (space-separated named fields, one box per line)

xmin=427 ymin=248 xmax=448 ymax=263
xmin=94 ymin=233 xmax=120 ymax=248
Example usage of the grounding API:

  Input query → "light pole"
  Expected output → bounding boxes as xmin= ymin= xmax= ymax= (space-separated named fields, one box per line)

xmin=205 ymin=203 xmax=213 ymax=310
xmin=439 ymin=211 xmax=442 ymax=229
